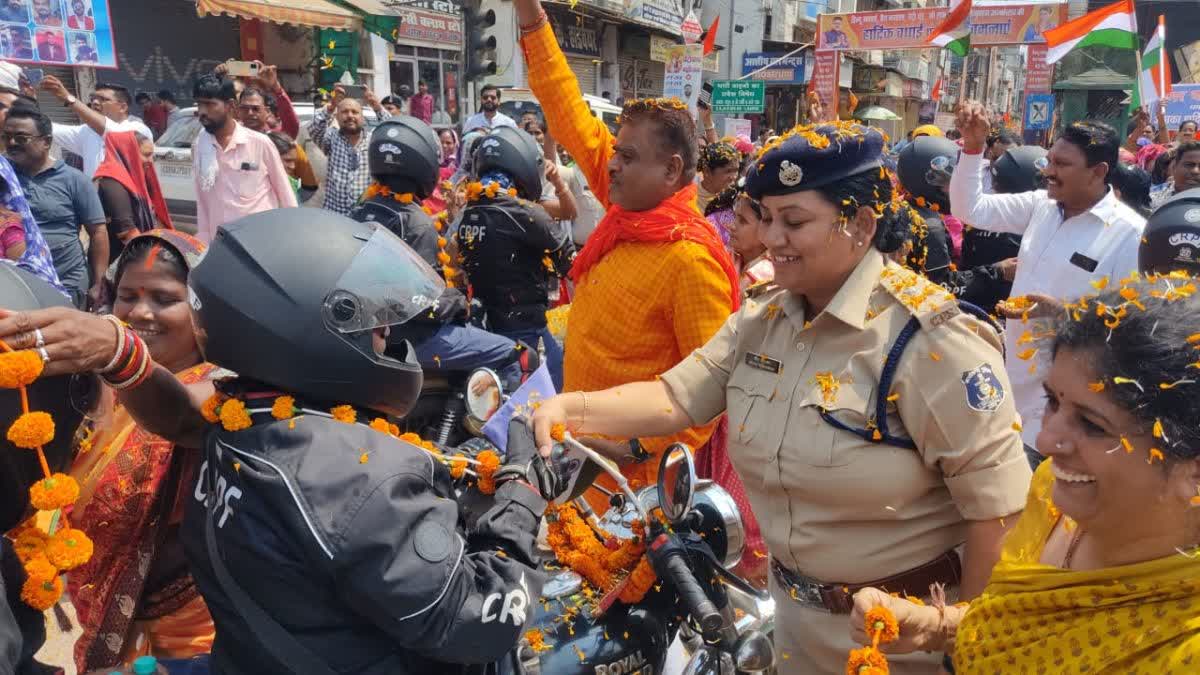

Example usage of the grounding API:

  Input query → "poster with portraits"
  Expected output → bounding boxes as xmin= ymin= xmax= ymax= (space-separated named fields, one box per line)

xmin=0 ymin=0 xmax=115 ymax=67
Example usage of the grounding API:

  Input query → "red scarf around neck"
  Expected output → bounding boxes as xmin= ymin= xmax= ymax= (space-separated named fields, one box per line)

xmin=571 ymin=183 xmax=741 ymax=309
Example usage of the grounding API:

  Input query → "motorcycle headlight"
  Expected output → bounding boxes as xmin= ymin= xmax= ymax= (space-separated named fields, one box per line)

xmin=692 ymin=481 xmax=745 ymax=569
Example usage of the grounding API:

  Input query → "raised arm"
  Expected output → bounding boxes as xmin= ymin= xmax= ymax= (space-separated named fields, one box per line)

xmin=950 ymin=101 xmax=1040 ymax=234
xmin=516 ymin=0 xmax=615 ymax=206
xmin=307 ymin=95 xmax=336 ymax=155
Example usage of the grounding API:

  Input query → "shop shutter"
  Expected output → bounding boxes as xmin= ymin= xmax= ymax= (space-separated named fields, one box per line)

xmin=37 ymin=66 xmax=79 ymax=125
xmin=566 ymin=56 xmax=597 ymax=97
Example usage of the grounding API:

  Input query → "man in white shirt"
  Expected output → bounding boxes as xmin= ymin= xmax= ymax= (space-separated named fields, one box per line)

xmin=40 ymin=76 xmax=152 ymax=178
xmin=950 ymin=101 xmax=1145 ymax=451
xmin=462 ymin=84 xmax=517 ymax=132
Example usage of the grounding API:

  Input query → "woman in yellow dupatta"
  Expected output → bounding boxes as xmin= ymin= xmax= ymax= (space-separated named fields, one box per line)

xmin=67 ymin=230 xmax=217 ymax=672
xmin=848 ymin=273 xmax=1200 ymax=674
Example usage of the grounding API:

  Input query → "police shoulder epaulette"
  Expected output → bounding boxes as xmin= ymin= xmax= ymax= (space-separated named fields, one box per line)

xmin=878 ymin=264 xmax=960 ymax=330
xmin=744 ymin=280 xmax=778 ymax=300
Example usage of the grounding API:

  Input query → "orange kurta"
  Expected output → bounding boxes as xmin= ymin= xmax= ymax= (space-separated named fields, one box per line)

xmin=521 ymin=23 xmax=733 ymax=495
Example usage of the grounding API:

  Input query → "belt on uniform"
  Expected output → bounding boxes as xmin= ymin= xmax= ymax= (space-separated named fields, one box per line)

xmin=771 ymin=549 xmax=961 ymax=614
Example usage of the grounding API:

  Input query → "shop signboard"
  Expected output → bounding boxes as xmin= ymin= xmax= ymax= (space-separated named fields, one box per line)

xmin=811 ymin=50 xmax=839 ymax=117
xmin=1024 ymin=93 xmax=1054 ymax=131
xmin=710 ymin=79 xmax=765 ymax=114
xmin=546 ymin=5 xmax=600 ymax=57
xmin=1164 ymin=84 xmax=1200 ymax=129
xmin=624 ymin=0 xmax=682 ymax=37
xmin=816 ymin=3 xmax=1066 ymax=52
xmin=741 ymin=52 xmax=807 ymax=84
xmin=1025 ymin=43 xmax=1054 ymax=94
xmin=344 ymin=0 xmax=462 ymax=48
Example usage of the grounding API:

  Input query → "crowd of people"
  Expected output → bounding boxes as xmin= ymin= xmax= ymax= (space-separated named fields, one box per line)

xmin=0 ymin=0 xmax=1199 ymax=672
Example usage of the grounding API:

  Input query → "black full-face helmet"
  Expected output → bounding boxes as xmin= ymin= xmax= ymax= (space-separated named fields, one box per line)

xmin=1140 ymin=188 xmax=1200 ymax=276
xmin=991 ymin=145 xmax=1048 ymax=195
xmin=368 ymin=117 xmax=442 ymax=200
xmin=897 ymin=135 xmax=960 ymax=205
xmin=471 ymin=125 xmax=543 ymax=201
xmin=188 ymin=208 xmax=445 ymax=418
xmin=0 ymin=265 xmax=93 ymax=530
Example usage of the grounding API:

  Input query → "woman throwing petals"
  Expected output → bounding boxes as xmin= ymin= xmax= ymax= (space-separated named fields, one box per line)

xmin=850 ymin=273 xmax=1200 ymax=673
xmin=533 ymin=121 xmax=1031 ymax=672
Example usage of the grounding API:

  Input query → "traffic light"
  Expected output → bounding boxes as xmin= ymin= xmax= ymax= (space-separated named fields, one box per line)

xmin=464 ymin=1 xmax=497 ymax=82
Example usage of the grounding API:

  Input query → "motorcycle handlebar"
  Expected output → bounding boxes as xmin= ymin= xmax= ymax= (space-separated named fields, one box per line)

xmin=660 ymin=552 xmax=722 ymax=635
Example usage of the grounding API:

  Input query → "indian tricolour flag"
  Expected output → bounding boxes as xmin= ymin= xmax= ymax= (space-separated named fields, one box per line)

xmin=1133 ymin=15 xmax=1172 ymax=110
xmin=926 ymin=0 xmax=972 ymax=57
xmin=1043 ymin=0 xmax=1138 ymax=66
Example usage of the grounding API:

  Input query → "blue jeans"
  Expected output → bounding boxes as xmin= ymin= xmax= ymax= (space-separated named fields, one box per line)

xmin=413 ymin=323 xmax=523 ymax=391
xmin=159 ymin=656 xmax=211 ymax=674
xmin=498 ymin=326 xmax=563 ymax=392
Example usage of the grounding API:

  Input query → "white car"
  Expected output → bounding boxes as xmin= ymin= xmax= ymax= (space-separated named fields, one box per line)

xmin=153 ymin=103 xmax=380 ymax=218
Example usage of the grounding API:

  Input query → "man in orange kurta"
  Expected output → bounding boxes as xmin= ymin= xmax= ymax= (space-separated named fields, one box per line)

xmin=518 ymin=5 xmax=739 ymax=504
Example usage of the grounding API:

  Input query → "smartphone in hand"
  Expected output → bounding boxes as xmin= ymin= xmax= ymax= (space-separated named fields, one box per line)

xmin=224 ymin=60 xmax=261 ymax=78
xmin=341 ymin=84 xmax=367 ymax=100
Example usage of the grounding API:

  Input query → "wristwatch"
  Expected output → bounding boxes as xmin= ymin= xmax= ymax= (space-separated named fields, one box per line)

xmin=64 ymin=95 xmax=76 ymax=106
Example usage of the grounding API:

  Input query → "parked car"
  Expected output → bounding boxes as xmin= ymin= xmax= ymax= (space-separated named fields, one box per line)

xmin=496 ymin=88 xmax=621 ymax=133
xmin=153 ymin=103 xmax=380 ymax=217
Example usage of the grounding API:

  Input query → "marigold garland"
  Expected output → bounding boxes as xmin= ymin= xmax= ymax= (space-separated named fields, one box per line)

xmin=200 ymin=393 xmax=224 ymax=423
xmin=29 ymin=473 xmax=80 ymax=511
xmin=0 ymin=341 xmax=89 ymax=612
xmin=449 ymin=454 xmax=468 ymax=479
xmin=271 ymin=395 xmax=297 ymax=420
xmin=545 ymin=504 xmax=657 ymax=605
xmin=846 ymin=646 xmax=888 ymax=675
xmin=846 ymin=605 xmax=898 ymax=674
xmin=7 ymin=411 xmax=54 ymax=449
xmin=476 ymin=449 xmax=501 ymax=494
xmin=331 ymin=404 xmax=357 ymax=424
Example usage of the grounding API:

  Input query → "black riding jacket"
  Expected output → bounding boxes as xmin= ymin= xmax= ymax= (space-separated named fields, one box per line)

xmin=457 ymin=195 xmax=574 ymax=332
xmin=182 ymin=409 xmax=546 ymax=674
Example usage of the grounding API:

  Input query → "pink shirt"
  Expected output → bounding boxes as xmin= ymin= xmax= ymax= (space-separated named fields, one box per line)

xmin=193 ymin=122 xmax=297 ymax=243
xmin=409 ymin=93 xmax=434 ymax=124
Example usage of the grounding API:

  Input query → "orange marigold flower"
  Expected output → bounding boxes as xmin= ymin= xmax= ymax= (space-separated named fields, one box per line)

xmin=437 ymin=250 xmax=452 ymax=265
xmin=7 ymin=411 xmax=54 ymax=449
xmin=219 ymin=398 xmax=252 ymax=432
xmin=1149 ymin=448 xmax=1165 ymax=463
xmin=484 ymin=182 xmax=500 ymax=199
xmin=23 ymin=556 xmax=56 ymax=583
xmin=1088 ymin=381 xmax=1105 ymax=392
xmin=550 ymin=422 xmax=566 ymax=442
xmin=201 ymin=394 xmax=223 ymax=423
xmin=330 ymin=405 xmax=356 ymax=424
xmin=45 ymin=527 xmax=92 ymax=571
xmin=20 ymin=571 xmax=62 ymax=611
xmin=369 ymin=417 xmax=392 ymax=434
xmin=507 ymin=187 xmax=518 ymax=197
xmin=525 ymin=628 xmax=553 ymax=653
xmin=865 ymin=606 xmax=900 ymax=644
xmin=397 ymin=193 xmax=414 ymax=204
xmin=0 ymin=350 xmax=43 ymax=388
xmin=449 ymin=454 xmax=468 ymax=479
xmin=271 ymin=395 xmax=296 ymax=420
xmin=476 ymin=449 xmax=501 ymax=494
xmin=846 ymin=646 xmax=888 ymax=675
xmin=12 ymin=528 xmax=47 ymax=564
xmin=29 ymin=473 xmax=79 ymax=511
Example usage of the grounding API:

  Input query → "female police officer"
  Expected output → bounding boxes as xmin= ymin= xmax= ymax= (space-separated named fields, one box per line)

xmin=0 ymin=209 xmax=563 ymax=674
xmin=532 ymin=122 xmax=1032 ymax=672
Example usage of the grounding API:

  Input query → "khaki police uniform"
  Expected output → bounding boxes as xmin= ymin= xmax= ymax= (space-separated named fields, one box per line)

xmin=661 ymin=249 xmax=1032 ymax=673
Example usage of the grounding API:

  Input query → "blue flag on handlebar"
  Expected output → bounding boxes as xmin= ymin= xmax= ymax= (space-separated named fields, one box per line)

xmin=481 ymin=362 xmax=556 ymax=456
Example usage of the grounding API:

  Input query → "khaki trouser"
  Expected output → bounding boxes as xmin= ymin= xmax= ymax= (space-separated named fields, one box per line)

xmin=769 ymin=572 xmax=942 ymax=674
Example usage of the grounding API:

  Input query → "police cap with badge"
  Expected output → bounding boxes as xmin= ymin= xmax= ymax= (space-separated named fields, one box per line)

xmin=1140 ymin=187 xmax=1200 ymax=276
xmin=744 ymin=122 xmax=886 ymax=201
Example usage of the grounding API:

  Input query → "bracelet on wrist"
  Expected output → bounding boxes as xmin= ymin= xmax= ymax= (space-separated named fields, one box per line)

xmin=519 ymin=10 xmax=548 ymax=34
xmin=98 ymin=315 xmax=128 ymax=373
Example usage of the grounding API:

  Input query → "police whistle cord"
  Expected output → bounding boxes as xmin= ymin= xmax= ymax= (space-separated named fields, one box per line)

xmin=0 ymin=341 xmax=95 ymax=611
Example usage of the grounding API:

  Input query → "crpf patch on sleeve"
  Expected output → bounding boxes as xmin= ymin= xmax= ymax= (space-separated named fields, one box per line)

xmin=961 ymin=363 xmax=1005 ymax=413
xmin=413 ymin=520 xmax=452 ymax=563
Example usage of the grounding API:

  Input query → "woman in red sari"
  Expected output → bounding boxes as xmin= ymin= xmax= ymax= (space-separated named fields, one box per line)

xmin=68 ymin=230 xmax=213 ymax=671
xmin=93 ymin=131 xmax=173 ymax=263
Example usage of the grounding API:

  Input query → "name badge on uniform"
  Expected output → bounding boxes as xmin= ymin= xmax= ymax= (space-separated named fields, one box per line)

xmin=745 ymin=352 xmax=781 ymax=374
xmin=1069 ymin=252 xmax=1098 ymax=273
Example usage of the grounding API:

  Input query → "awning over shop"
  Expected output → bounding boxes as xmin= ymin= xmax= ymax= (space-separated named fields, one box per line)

xmin=338 ymin=0 xmax=462 ymax=49
xmin=196 ymin=0 xmax=362 ymax=31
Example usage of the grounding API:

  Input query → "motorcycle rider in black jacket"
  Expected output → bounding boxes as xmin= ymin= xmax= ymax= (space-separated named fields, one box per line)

xmin=457 ymin=127 xmax=574 ymax=389
xmin=3 ymin=209 xmax=566 ymax=674
xmin=350 ymin=117 xmax=526 ymax=390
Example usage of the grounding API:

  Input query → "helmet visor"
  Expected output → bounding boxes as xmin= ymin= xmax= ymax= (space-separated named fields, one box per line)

xmin=925 ymin=154 xmax=954 ymax=188
xmin=322 ymin=226 xmax=445 ymax=334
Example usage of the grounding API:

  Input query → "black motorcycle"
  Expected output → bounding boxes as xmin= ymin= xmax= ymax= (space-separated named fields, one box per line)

xmin=452 ymin=374 xmax=777 ymax=675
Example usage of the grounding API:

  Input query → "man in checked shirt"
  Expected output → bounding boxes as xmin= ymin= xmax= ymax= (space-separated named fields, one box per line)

xmin=307 ymin=84 xmax=392 ymax=215
xmin=516 ymin=0 xmax=741 ymax=508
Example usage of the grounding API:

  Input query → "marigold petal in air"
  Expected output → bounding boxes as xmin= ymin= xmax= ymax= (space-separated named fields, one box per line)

xmin=7 ymin=411 xmax=54 ymax=449
xmin=1088 ymin=381 xmax=1105 ymax=392
xmin=218 ymin=398 xmax=252 ymax=432
xmin=1149 ymin=448 xmax=1165 ymax=463
xmin=271 ymin=395 xmax=296 ymax=420
xmin=29 ymin=473 xmax=79 ymax=511
xmin=0 ymin=350 xmax=43 ymax=388
xmin=44 ymin=527 xmax=92 ymax=571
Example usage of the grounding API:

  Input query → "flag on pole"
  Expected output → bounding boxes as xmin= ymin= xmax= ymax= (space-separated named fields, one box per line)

xmin=701 ymin=16 xmax=719 ymax=56
xmin=1133 ymin=15 xmax=1172 ymax=110
xmin=1043 ymin=0 xmax=1138 ymax=65
xmin=931 ymin=78 xmax=943 ymax=102
xmin=926 ymin=0 xmax=972 ymax=57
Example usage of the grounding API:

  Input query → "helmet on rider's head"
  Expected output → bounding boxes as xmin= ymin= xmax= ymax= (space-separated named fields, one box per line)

xmin=367 ymin=117 xmax=442 ymax=199
xmin=991 ymin=145 xmax=1048 ymax=195
xmin=471 ymin=126 xmax=543 ymax=201
xmin=1139 ymin=188 xmax=1200 ymax=276
xmin=0 ymin=265 xmax=96 ymax=530
xmin=188 ymin=208 xmax=445 ymax=418
xmin=897 ymin=135 xmax=959 ymax=205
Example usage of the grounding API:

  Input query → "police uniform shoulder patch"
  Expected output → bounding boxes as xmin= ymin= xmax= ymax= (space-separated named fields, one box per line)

xmin=961 ymin=363 xmax=1005 ymax=413
xmin=413 ymin=520 xmax=452 ymax=563
xmin=879 ymin=264 xmax=959 ymax=327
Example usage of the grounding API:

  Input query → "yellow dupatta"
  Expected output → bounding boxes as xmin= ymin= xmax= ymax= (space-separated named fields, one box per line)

xmin=954 ymin=460 xmax=1200 ymax=674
